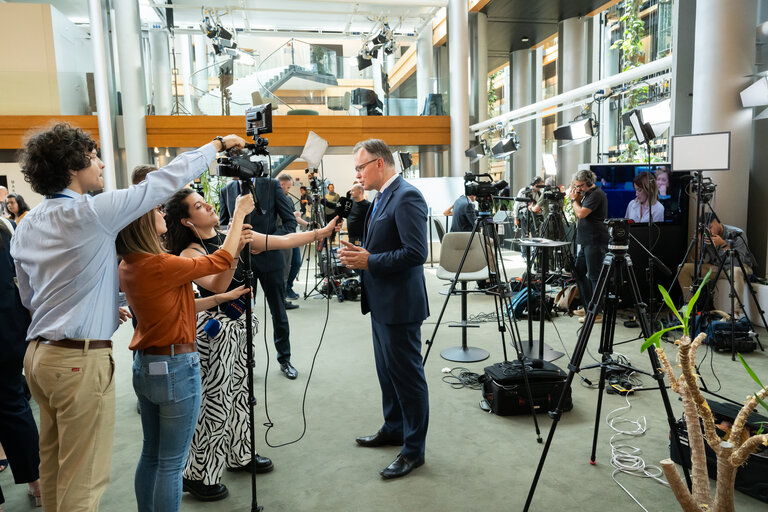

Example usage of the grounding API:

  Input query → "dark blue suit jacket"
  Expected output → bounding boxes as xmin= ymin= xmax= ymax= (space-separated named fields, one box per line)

xmin=361 ymin=176 xmax=429 ymax=325
xmin=219 ymin=178 xmax=298 ymax=273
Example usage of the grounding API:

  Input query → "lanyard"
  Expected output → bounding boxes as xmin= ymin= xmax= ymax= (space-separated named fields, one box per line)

xmin=46 ymin=193 xmax=74 ymax=200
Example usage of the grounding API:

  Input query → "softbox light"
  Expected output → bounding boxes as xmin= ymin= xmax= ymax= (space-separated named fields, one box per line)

xmin=554 ymin=118 xmax=594 ymax=142
xmin=491 ymin=135 xmax=518 ymax=158
xmin=741 ymin=76 xmax=768 ymax=107
xmin=465 ymin=144 xmax=485 ymax=163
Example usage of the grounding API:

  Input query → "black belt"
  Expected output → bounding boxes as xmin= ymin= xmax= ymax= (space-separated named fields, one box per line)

xmin=37 ymin=338 xmax=112 ymax=349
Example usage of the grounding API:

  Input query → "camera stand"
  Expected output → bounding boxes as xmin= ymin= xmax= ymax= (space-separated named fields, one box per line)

xmin=239 ymin=178 xmax=264 ymax=512
xmin=537 ymin=204 xmax=574 ymax=277
xmin=524 ymin=233 xmax=692 ymax=511
xmin=423 ymin=211 xmax=543 ymax=443
xmin=302 ymin=180 xmax=343 ymax=300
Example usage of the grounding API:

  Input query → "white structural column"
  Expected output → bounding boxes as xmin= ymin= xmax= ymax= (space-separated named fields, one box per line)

xmin=448 ymin=0 xmax=469 ymax=177
xmin=87 ymin=0 xmax=116 ymax=191
xmin=114 ymin=0 xmax=148 ymax=176
xmin=149 ymin=30 xmax=173 ymax=115
xmin=179 ymin=34 xmax=193 ymax=113
xmin=691 ymin=0 xmax=756 ymax=229
xmin=475 ymin=12 xmax=488 ymax=126
xmin=511 ymin=49 xmax=536 ymax=192
xmin=193 ymin=35 xmax=209 ymax=114
xmin=417 ymin=26 xmax=436 ymax=177
xmin=556 ymin=17 xmax=589 ymax=185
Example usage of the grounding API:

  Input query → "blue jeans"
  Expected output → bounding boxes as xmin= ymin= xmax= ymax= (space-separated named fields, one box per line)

xmin=133 ymin=351 xmax=202 ymax=512
xmin=575 ymin=244 xmax=607 ymax=309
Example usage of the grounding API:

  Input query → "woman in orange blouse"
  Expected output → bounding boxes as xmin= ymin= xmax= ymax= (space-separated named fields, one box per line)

xmin=117 ymin=191 xmax=253 ymax=512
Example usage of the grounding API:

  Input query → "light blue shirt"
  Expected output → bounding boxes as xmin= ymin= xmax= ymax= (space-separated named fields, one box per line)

xmin=11 ymin=143 xmax=217 ymax=341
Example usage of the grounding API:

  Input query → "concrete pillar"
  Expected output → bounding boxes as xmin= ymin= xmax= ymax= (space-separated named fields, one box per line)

xmin=149 ymin=30 xmax=173 ymax=115
xmin=193 ymin=35 xmax=209 ymax=114
xmin=114 ymin=0 xmax=148 ymax=176
xmin=469 ymin=12 xmax=488 ymax=125
xmin=556 ymin=17 xmax=589 ymax=185
xmin=417 ymin=26 xmax=436 ymax=177
xmin=448 ymin=0 xmax=469 ymax=177
xmin=87 ymin=0 xmax=116 ymax=191
xmin=691 ymin=0 xmax=756 ymax=230
xmin=510 ymin=49 xmax=536 ymax=193
xmin=178 ymin=34 xmax=193 ymax=113
xmin=670 ymin=0 xmax=695 ymax=137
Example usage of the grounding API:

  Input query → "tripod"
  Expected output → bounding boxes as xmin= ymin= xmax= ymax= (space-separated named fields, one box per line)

xmin=239 ymin=179 xmax=263 ymax=512
xmin=423 ymin=210 xmax=543 ymax=443
xmin=302 ymin=181 xmax=344 ymax=300
xmin=537 ymin=202 xmax=573 ymax=276
xmin=524 ymin=232 xmax=692 ymax=510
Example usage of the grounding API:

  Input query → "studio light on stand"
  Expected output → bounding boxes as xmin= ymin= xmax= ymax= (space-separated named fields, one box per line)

xmin=465 ymin=142 xmax=487 ymax=164
xmin=740 ymin=75 xmax=768 ymax=119
xmin=554 ymin=115 xmax=597 ymax=146
xmin=491 ymin=132 xmax=519 ymax=158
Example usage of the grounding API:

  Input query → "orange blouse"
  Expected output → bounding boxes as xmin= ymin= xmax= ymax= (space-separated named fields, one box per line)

xmin=119 ymin=249 xmax=233 ymax=351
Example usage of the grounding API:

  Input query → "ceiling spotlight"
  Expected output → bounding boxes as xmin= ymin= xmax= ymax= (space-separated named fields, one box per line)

xmin=383 ymin=40 xmax=395 ymax=56
xmin=201 ymin=10 xmax=237 ymax=56
xmin=491 ymin=133 xmax=519 ymax=158
xmin=372 ymin=23 xmax=393 ymax=46
xmin=465 ymin=143 xmax=486 ymax=163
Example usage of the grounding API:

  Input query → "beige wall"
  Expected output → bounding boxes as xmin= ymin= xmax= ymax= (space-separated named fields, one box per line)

xmin=0 ymin=4 xmax=60 ymax=115
xmin=0 ymin=162 xmax=43 ymax=208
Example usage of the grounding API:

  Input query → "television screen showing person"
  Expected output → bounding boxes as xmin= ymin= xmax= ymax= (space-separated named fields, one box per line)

xmin=625 ymin=171 xmax=664 ymax=223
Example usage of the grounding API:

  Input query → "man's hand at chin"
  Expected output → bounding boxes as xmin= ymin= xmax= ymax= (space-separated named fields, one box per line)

xmin=339 ymin=240 xmax=370 ymax=270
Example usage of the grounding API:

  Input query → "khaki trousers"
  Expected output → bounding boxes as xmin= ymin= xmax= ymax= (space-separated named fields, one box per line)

xmin=678 ymin=263 xmax=751 ymax=312
xmin=23 ymin=341 xmax=116 ymax=512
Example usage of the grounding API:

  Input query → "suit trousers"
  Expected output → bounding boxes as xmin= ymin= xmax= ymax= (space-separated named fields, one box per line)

xmin=251 ymin=267 xmax=291 ymax=363
xmin=0 ymin=361 xmax=40 ymax=491
xmin=370 ymin=317 xmax=429 ymax=459
xmin=23 ymin=341 xmax=116 ymax=512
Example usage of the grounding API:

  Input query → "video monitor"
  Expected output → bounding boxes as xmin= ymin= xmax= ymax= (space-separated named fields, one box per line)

xmin=585 ymin=163 xmax=689 ymax=225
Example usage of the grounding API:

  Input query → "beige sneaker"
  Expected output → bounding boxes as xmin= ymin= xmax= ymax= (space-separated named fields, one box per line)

xmin=573 ymin=308 xmax=586 ymax=317
xmin=579 ymin=314 xmax=602 ymax=324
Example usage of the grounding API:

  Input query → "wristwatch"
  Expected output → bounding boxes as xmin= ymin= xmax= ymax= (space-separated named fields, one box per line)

xmin=214 ymin=136 xmax=227 ymax=152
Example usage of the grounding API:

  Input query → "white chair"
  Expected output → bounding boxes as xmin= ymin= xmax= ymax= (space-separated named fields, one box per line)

xmin=436 ymin=232 xmax=490 ymax=362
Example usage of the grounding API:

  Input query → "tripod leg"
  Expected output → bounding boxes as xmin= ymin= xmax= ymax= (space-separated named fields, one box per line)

xmin=625 ymin=254 xmax=693 ymax=491
xmin=590 ymin=357 xmax=610 ymax=464
xmin=525 ymin=253 xmax=615 ymax=511
xmin=732 ymin=251 xmax=764 ymax=351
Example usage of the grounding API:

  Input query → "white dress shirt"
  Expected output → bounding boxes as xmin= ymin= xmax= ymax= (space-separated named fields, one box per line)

xmin=625 ymin=199 xmax=664 ymax=223
xmin=11 ymin=144 xmax=216 ymax=341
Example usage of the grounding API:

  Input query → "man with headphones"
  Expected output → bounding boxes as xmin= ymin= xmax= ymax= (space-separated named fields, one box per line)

xmin=568 ymin=169 xmax=609 ymax=322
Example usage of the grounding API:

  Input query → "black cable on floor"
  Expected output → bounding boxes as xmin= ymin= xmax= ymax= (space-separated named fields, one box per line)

xmin=442 ymin=367 xmax=483 ymax=390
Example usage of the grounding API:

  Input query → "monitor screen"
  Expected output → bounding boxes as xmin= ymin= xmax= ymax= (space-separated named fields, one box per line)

xmin=587 ymin=163 xmax=689 ymax=225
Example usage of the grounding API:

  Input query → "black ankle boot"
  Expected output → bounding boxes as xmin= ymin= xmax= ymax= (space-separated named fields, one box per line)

xmin=182 ymin=477 xmax=229 ymax=501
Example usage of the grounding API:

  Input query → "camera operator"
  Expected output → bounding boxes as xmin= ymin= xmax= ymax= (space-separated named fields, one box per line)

xmin=678 ymin=217 xmax=756 ymax=314
xmin=11 ymin=122 xmax=245 ymax=511
xmin=530 ymin=177 xmax=558 ymax=219
xmin=568 ymin=169 xmax=609 ymax=322
xmin=346 ymin=184 xmax=371 ymax=246
xmin=443 ymin=193 xmax=477 ymax=233
xmin=219 ymin=176 xmax=301 ymax=379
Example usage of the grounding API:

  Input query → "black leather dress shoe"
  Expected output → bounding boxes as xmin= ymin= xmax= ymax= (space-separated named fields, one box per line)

xmin=280 ymin=361 xmax=298 ymax=379
xmin=182 ymin=478 xmax=229 ymax=501
xmin=380 ymin=453 xmax=425 ymax=479
xmin=227 ymin=454 xmax=274 ymax=474
xmin=355 ymin=429 xmax=403 ymax=447
xmin=284 ymin=301 xmax=299 ymax=310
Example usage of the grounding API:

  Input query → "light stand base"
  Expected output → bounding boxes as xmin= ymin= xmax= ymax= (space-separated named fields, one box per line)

xmin=520 ymin=340 xmax=564 ymax=362
xmin=440 ymin=346 xmax=490 ymax=363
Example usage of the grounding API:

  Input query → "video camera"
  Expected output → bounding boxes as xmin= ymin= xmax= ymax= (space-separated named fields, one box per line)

xmin=691 ymin=176 xmax=716 ymax=203
xmin=215 ymin=104 xmax=272 ymax=180
xmin=541 ymin=185 xmax=565 ymax=203
xmin=464 ymin=172 xmax=508 ymax=212
xmin=605 ymin=218 xmax=630 ymax=250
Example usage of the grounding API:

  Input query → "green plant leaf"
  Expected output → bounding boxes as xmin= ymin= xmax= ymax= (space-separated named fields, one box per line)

xmin=641 ymin=325 xmax=683 ymax=352
xmin=658 ymin=284 xmax=684 ymax=330
xmin=738 ymin=352 xmax=765 ymax=389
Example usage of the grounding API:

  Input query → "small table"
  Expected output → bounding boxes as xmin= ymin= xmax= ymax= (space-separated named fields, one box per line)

xmin=516 ymin=237 xmax=570 ymax=362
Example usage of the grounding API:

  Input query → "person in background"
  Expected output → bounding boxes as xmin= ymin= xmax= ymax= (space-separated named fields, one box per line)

xmin=299 ymin=185 xmax=309 ymax=223
xmin=277 ymin=174 xmax=303 ymax=300
xmin=443 ymin=193 xmax=477 ymax=233
xmin=346 ymin=184 xmax=371 ymax=247
xmin=568 ymin=169 xmax=609 ymax=323
xmin=0 ymin=220 xmax=41 ymax=508
xmin=625 ymin=171 xmax=663 ymax=223
xmin=12 ymin=122 xmax=245 ymax=511
xmin=0 ymin=186 xmax=8 ymax=217
xmin=6 ymin=194 xmax=30 ymax=225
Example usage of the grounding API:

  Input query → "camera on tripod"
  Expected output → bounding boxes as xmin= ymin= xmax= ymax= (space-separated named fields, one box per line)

xmin=691 ymin=176 xmax=716 ymax=202
xmin=605 ymin=218 xmax=630 ymax=250
xmin=215 ymin=103 xmax=273 ymax=179
xmin=464 ymin=171 xmax=508 ymax=212
xmin=541 ymin=185 xmax=565 ymax=203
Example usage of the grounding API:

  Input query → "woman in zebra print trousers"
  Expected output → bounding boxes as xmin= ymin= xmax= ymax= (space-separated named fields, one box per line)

xmin=165 ymin=188 xmax=338 ymax=501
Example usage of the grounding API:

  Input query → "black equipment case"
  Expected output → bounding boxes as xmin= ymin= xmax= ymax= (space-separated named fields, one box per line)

xmin=479 ymin=360 xmax=572 ymax=416
xmin=668 ymin=399 xmax=768 ymax=503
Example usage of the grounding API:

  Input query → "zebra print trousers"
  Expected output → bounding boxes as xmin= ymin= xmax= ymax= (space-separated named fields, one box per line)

xmin=182 ymin=310 xmax=257 ymax=485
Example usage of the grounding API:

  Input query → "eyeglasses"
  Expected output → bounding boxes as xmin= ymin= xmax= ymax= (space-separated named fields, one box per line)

xmin=354 ymin=158 xmax=380 ymax=173
xmin=155 ymin=204 xmax=165 ymax=214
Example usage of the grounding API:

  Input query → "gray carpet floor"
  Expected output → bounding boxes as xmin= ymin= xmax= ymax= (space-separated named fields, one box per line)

xmin=2 ymin=252 xmax=768 ymax=511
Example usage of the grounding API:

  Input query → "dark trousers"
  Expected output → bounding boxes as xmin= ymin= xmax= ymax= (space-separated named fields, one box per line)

xmin=0 ymin=361 xmax=41 ymax=496
xmin=575 ymin=244 xmax=607 ymax=309
xmin=286 ymin=247 xmax=302 ymax=292
xmin=251 ymin=267 xmax=291 ymax=363
xmin=370 ymin=317 xmax=429 ymax=459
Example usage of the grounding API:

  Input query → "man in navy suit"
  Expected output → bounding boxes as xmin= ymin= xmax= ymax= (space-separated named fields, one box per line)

xmin=339 ymin=139 xmax=430 ymax=479
xmin=219 ymin=177 xmax=300 ymax=379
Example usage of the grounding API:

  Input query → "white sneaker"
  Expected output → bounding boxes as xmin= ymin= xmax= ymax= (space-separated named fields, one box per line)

xmin=579 ymin=314 xmax=602 ymax=324
xmin=573 ymin=308 xmax=586 ymax=317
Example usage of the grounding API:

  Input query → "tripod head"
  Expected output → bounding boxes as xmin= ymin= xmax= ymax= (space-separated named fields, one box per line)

xmin=605 ymin=218 xmax=630 ymax=253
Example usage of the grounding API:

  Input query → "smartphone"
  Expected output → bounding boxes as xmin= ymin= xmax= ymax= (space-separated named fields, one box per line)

xmin=148 ymin=361 xmax=169 ymax=375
